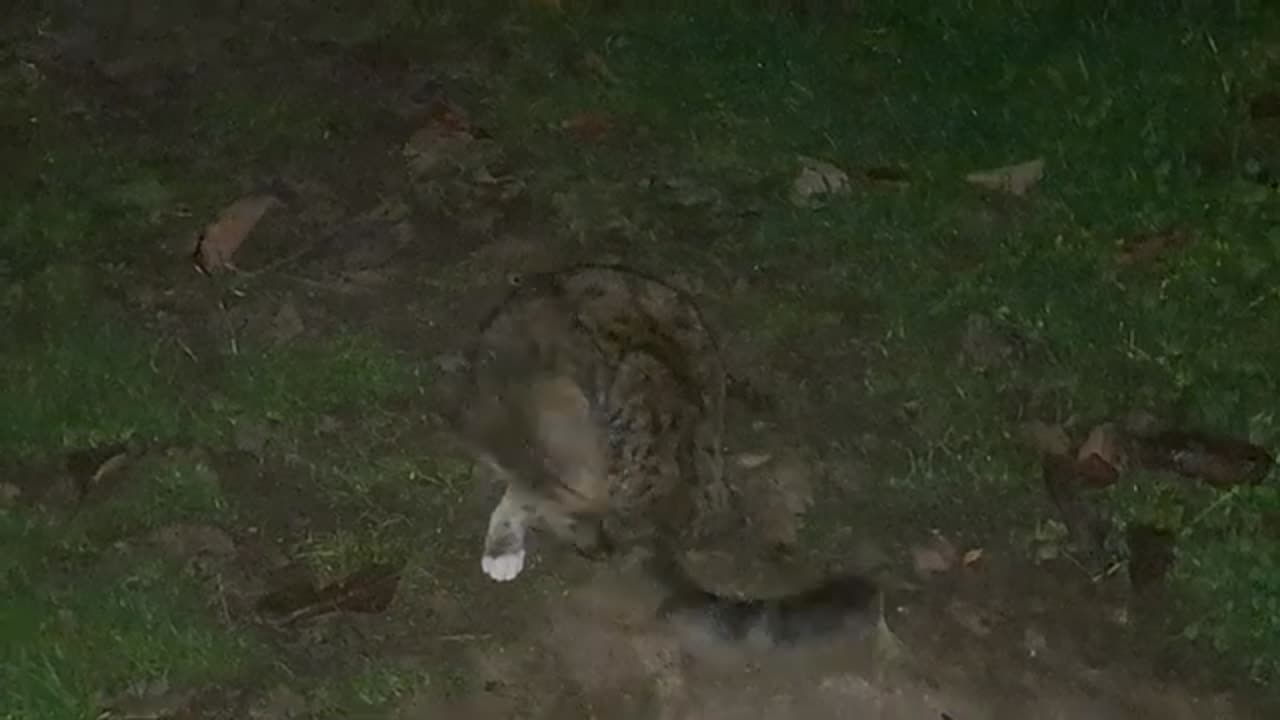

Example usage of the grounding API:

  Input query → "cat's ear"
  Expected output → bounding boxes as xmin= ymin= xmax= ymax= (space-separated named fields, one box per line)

xmin=529 ymin=376 xmax=607 ymax=511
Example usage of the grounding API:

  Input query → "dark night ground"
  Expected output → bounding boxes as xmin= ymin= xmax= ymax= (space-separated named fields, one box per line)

xmin=3 ymin=1 xmax=1280 ymax=718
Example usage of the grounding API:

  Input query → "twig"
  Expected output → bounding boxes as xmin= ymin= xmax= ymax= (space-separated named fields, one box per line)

xmin=436 ymin=633 xmax=490 ymax=642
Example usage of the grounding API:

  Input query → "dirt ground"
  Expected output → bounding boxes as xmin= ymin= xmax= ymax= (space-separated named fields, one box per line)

xmin=7 ymin=2 xmax=1279 ymax=718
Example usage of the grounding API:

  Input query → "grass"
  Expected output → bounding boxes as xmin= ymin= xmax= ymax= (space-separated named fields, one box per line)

xmin=1 ymin=0 xmax=1279 ymax=712
xmin=1 ymin=21 xmax=421 ymax=713
xmin=0 ymin=567 xmax=249 ymax=720
xmin=0 ymin=455 xmax=251 ymax=720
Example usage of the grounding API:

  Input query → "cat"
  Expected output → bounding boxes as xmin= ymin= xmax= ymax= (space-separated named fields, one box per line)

xmin=451 ymin=263 xmax=879 ymax=647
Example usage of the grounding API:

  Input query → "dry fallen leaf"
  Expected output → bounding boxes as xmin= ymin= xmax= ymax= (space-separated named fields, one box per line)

xmin=1133 ymin=430 xmax=1275 ymax=488
xmin=66 ymin=443 xmax=131 ymax=500
xmin=403 ymin=99 xmax=489 ymax=176
xmin=1077 ymin=422 xmax=1124 ymax=471
xmin=193 ymin=194 xmax=280 ymax=274
xmin=1115 ymin=228 xmax=1191 ymax=267
xmin=863 ymin=166 xmax=911 ymax=187
xmin=1075 ymin=453 xmax=1120 ymax=488
xmin=791 ymin=156 xmax=851 ymax=205
xmin=560 ymin=111 xmax=615 ymax=141
xmin=256 ymin=562 xmax=403 ymax=626
xmin=965 ymin=157 xmax=1045 ymax=196
xmin=428 ymin=98 xmax=475 ymax=135
xmin=962 ymin=547 xmax=984 ymax=566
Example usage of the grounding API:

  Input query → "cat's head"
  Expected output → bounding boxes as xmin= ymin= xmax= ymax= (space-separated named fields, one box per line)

xmin=459 ymin=374 xmax=607 ymax=513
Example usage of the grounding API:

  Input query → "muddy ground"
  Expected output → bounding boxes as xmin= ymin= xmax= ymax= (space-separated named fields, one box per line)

xmin=4 ymin=1 xmax=1279 ymax=718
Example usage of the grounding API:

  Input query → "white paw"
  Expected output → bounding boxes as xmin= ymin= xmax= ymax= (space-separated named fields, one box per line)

xmin=482 ymin=550 xmax=526 ymax=581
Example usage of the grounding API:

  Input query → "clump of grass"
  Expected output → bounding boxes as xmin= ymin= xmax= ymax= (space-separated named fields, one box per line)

xmin=0 ymin=455 xmax=254 ymax=720
xmin=294 ymin=526 xmax=411 ymax=585
xmin=202 ymin=334 xmax=413 ymax=440
xmin=0 ymin=266 xmax=191 ymax=458
xmin=306 ymin=658 xmax=431 ymax=715
xmin=0 ymin=566 xmax=251 ymax=720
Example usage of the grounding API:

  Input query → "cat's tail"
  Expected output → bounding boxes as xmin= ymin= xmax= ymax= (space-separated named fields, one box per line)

xmin=644 ymin=543 xmax=880 ymax=650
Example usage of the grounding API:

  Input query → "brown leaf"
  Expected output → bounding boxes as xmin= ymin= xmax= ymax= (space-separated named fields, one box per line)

xmin=192 ymin=194 xmax=281 ymax=274
xmin=1075 ymin=453 xmax=1120 ymax=489
xmin=1019 ymin=419 xmax=1071 ymax=457
xmin=428 ymin=98 xmax=475 ymax=135
xmin=65 ymin=443 xmax=131 ymax=500
xmin=965 ymin=157 xmax=1044 ymax=196
xmin=256 ymin=562 xmax=403 ymax=626
xmin=1116 ymin=228 xmax=1190 ymax=267
xmin=560 ymin=111 xmax=615 ymax=141
xmin=1077 ymin=423 xmax=1124 ymax=473
xmin=403 ymin=101 xmax=487 ymax=175
xmin=863 ymin=166 xmax=910 ymax=187
xmin=1133 ymin=430 xmax=1274 ymax=489
xmin=961 ymin=547 xmax=984 ymax=566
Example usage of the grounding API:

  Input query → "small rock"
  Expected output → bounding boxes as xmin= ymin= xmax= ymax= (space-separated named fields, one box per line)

xmin=790 ymin=157 xmax=851 ymax=206
xmin=912 ymin=531 xmax=959 ymax=576
xmin=964 ymin=157 xmax=1045 ymax=196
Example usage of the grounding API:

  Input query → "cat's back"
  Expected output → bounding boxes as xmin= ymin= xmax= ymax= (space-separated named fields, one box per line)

xmin=471 ymin=264 xmax=724 ymax=413
xmin=459 ymin=264 xmax=729 ymax=539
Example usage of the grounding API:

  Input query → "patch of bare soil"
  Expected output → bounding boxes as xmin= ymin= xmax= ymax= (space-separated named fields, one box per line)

xmin=391 ymin=547 xmax=1264 ymax=720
